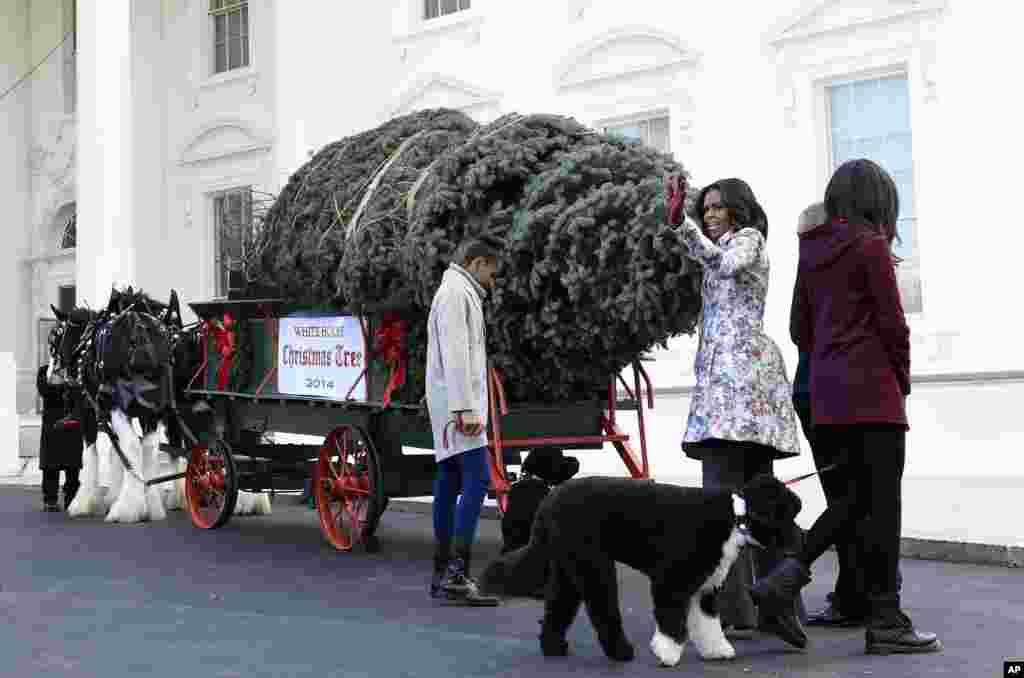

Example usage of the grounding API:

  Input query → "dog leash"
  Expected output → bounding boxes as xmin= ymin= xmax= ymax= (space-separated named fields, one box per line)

xmin=783 ymin=462 xmax=839 ymax=487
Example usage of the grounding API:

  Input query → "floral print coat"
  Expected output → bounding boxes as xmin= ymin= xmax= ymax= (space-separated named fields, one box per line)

xmin=678 ymin=219 xmax=801 ymax=460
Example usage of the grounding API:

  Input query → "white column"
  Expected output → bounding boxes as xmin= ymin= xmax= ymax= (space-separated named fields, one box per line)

xmin=0 ymin=0 xmax=30 ymax=474
xmin=76 ymin=0 xmax=135 ymax=310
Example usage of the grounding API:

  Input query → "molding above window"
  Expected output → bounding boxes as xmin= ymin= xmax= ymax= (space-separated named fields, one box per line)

xmin=391 ymin=72 xmax=502 ymax=119
xmin=768 ymin=0 xmax=947 ymax=47
xmin=555 ymin=26 xmax=700 ymax=92
xmin=178 ymin=117 xmax=274 ymax=166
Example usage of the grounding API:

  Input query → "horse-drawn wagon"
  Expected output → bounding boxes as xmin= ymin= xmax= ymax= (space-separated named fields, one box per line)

xmin=174 ymin=296 xmax=656 ymax=553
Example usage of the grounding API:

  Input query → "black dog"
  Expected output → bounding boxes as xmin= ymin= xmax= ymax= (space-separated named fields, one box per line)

xmin=480 ymin=474 xmax=802 ymax=666
xmin=501 ymin=448 xmax=579 ymax=555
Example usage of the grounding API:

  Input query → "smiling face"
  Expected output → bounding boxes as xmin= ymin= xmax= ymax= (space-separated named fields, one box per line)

xmin=702 ymin=189 xmax=734 ymax=243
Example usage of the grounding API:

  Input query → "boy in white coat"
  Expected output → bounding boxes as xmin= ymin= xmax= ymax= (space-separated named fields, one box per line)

xmin=426 ymin=236 xmax=502 ymax=606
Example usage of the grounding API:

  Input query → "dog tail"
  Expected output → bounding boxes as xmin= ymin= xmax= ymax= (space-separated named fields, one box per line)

xmin=479 ymin=504 xmax=552 ymax=597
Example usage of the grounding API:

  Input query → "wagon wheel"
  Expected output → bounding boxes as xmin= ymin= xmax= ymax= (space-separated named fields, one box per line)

xmin=314 ymin=425 xmax=384 ymax=552
xmin=185 ymin=439 xmax=239 ymax=529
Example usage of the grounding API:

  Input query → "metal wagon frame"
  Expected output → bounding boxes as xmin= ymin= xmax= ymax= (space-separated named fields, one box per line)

xmin=169 ymin=297 xmax=655 ymax=553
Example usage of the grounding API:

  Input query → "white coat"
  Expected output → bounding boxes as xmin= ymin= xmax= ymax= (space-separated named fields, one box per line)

xmin=425 ymin=263 xmax=490 ymax=462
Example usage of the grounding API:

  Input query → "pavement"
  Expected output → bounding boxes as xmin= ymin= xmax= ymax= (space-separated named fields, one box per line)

xmin=1 ymin=486 xmax=1022 ymax=678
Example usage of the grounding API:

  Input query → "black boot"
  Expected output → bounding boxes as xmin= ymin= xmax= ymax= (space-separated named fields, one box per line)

xmin=758 ymin=600 xmax=808 ymax=649
xmin=439 ymin=546 xmax=500 ymax=606
xmin=749 ymin=557 xmax=811 ymax=648
xmin=865 ymin=598 xmax=941 ymax=655
xmin=807 ymin=592 xmax=867 ymax=627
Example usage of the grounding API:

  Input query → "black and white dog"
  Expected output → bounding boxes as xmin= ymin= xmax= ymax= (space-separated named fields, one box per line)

xmin=480 ymin=474 xmax=802 ymax=666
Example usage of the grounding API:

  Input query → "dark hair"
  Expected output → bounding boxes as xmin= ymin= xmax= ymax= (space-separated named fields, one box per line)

xmin=824 ymin=158 xmax=901 ymax=247
xmin=692 ymin=178 xmax=769 ymax=239
xmin=459 ymin=235 xmax=503 ymax=266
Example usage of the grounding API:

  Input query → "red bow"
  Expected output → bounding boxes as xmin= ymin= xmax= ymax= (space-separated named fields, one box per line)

xmin=374 ymin=312 xmax=407 ymax=406
xmin=208 ymin=313 xmax=237 ymax=391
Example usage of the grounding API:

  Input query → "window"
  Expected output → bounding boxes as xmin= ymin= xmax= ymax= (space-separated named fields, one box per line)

xmin=828 ymin=74 xmax=922 ymax=313
xmin=425 ymin=0 xmax=471 ymax=20
xmin=213 ymin=187 xmax=252 ymax=297
xmin=59 ymin=210 xmax=76 ymax=250
xmin=603 ymin=115 xmax=671 ymax=154
xmin=210 ymin=0 xmax=250 ymax=74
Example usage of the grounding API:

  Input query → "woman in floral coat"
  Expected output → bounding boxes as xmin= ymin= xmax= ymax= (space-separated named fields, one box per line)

xmin=666 ymin=176 xmax=805 ymax=642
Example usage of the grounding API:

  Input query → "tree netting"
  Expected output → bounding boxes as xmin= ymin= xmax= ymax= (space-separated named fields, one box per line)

xmin=246 ymin=108 xmax=703 ymax=403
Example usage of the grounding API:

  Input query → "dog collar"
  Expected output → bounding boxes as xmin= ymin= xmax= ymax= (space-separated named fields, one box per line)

xmin=732 ymin=493 xmax=764 ymax=549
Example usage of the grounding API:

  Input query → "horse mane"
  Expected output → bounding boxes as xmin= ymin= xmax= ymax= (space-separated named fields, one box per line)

xmin=67 ymin=307 xmax=100 ymax=323
xmin=107 ymin=286 xmax=168 ymax=317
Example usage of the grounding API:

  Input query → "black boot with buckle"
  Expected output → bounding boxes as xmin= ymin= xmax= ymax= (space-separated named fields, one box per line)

xmin=439 ymin=545 xmax=500 ymax=606
xmin=865 ymin=596 xmax=942 ymax=655
xmin=749 ymin=557 xmax=812 ymax=648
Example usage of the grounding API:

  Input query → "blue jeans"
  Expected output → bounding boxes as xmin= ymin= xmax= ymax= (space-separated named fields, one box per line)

xmin=433 ymin=447 xmax=490 ymax=549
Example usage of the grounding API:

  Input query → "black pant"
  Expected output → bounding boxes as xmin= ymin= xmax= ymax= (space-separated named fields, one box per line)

xmin=699 ymin=441 xmax=806 ymax=627
xmin=42 ymin=467 xmax=80 ymax=506
xmin=800 ymin=424 xmax=905 ymax=614
xmin=793 ymin=395 xmax=869 ymax=616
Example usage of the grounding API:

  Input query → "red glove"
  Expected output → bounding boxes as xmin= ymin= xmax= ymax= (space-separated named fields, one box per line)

xmin=666 ymin=174 xmax=688 ymax=226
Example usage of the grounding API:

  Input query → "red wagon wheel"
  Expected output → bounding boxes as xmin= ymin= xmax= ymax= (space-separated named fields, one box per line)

xmin=314 ymin=425 xmax=384 ymax=552
xmin=185 ymin=439 xmax=238 ymax=529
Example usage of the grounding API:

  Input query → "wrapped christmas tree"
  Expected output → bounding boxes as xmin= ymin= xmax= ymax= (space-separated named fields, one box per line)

xmin=247 ymin=109 xmax=703 ymax=403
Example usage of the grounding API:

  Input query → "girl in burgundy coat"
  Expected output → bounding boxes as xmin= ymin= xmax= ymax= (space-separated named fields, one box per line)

xmin=750 ymin=159 xmax=941 ymax=655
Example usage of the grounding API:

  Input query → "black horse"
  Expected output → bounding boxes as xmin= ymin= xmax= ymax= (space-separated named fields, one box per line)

xmin=53 ymin=286 xmax=201 ymax=521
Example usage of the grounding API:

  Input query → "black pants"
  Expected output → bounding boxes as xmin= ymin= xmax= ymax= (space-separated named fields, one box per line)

xmin=793 ymin=395 xmax=870 ymax=616
xmin=800 ymin=424 xmax=905 ymax=615
xmin=42 ymin=467 xmax=80 ymax=506
xmin=699 ymin=440 xmax=806 ymax=628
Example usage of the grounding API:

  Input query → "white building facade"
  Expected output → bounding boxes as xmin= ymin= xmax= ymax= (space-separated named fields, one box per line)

xmin=3 ymin=0 xmax=1023 ymax=485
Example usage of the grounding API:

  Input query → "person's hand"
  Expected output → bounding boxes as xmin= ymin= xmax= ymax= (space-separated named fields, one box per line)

xmin=457 ymin=411 xmax=485 ymax=436
xmin=666 ymin=174 xmax=688 ymax=226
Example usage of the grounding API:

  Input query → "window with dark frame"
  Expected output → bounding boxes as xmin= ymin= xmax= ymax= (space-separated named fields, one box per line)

xmin=424 ymin=0 xmax=471 ymax=20
xmin=213 ymin=187 xmax=252 ymax=298
xmin=210 ymin=0 xmax=250 ymax=75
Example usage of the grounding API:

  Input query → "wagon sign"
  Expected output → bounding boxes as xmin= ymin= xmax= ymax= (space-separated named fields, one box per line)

xmin=277 ymin=316 xmax=367 ymax=401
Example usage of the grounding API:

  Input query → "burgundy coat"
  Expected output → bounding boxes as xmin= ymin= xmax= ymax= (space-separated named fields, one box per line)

xmin=795 ymin=219 xmax=910 ymax=429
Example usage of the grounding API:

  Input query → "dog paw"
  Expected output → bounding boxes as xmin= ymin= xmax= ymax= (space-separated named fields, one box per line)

xmin=696 ymin=638 xmax=736 ymax=661
xmin=650 ymin=629 xmax=684 ymax=667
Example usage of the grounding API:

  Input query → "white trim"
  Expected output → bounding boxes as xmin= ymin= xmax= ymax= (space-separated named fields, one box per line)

xmin=393 ymin=8 xmax=485 ymax=48
xmin=767 ymin=0 xmax=947 ymax=47
xmin=178 ymin=117 xmax=274 ymax=166
xmin=192 ymin=0 xmax=259 ymax=106
xmin=595 ymin=108 xmax=671 ymax=130
xmin=195 ymin=175 xmax=265 ymax=300
xmin=555 ymin=25 xmax=700 ymax=91
xmin=391 ymin=72 xmax=502 ymax=118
